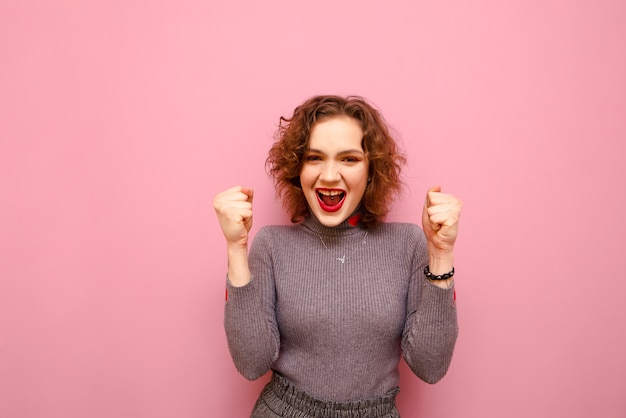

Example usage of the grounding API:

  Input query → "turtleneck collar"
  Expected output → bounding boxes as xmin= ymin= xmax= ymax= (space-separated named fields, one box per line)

xmin=301 ymin=212 xmax=364 ymax=237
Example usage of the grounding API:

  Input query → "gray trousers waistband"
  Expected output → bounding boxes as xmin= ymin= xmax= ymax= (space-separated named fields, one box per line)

xmin=251 ymin=373 xmax=400 ymax=418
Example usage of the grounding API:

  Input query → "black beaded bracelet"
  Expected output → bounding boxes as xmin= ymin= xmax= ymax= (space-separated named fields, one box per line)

xmin=423 ymin=265 xmax=455 ymax=281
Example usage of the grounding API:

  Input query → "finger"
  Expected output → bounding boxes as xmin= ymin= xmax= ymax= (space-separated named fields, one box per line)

xmin=216 ymin=185 xmax=245 ymax=197
xmin=240 ymin=187 xmax=254 ymax=203
xmin=232 ymin=209 xmax=253 ymax=223
xmin=222 ymin=200 xmax=253 ymax=211
xmin=219 ymin=202 xmax=253 ymax=219
xmin=427 ymin=221 xmax=442 ymax=231
xmin=214 ymin=187 xmax=254 ymax=209
xmin=428 ymin=213 xmax=458 ymax=229
xmin=424 ymin=185 xmax=442 ymax=208
xmin=427 ymin=193 xmax=461 ymax=208
xmin=426 ymin=192 xmax=463 ymax=215
xmin=215 ymin=186 xmax=253 ymax=199
xmin=428 ymin=204 xmax=461 ymax=225
xmin=427 ymin=201 xmax=457 ymax=215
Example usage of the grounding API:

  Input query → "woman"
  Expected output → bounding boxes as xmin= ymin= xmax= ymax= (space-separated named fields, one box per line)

xmin=213 ymin=95 xmax=462 ymax=417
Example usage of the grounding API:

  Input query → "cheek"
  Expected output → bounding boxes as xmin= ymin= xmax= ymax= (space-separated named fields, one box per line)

xmin=351 ymin=166 xmax=369 ymax=189
xmin=299 ymin=166 xmax=315 ymax=186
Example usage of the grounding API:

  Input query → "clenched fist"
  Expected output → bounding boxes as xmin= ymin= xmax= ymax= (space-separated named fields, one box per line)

xmin=422 ymin=185 xmax=462 ymax=257
xmin=213 ymin=186 xmax=254 ymax=248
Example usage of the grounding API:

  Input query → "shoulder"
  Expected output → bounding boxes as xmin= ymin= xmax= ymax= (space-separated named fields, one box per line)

xmin=249 ymin=223 xmax=311 ymax=262
xmin=373 ymin=221 xmax=425 ymax=242
xmin=371 ymin=222 xmax=427 ymax=257
xmin=257 ymin=223 xmax=302 ymax=237
xmin=369 ymin=222 xmax=428 ymax=265
xmin=252 ymin=223 xmax=305 ymax=245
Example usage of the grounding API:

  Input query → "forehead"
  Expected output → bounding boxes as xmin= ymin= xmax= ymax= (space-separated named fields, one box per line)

xmin=309 ymin=115 xmax=364 ymax=150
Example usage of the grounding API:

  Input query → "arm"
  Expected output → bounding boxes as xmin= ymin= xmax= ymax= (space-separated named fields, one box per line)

xmin=213 ymin=186 xmax=280 ymax=379
xmin=422 ymin=185 xmax=462 ymax=290
xmin=401 ymin=234 xmax=458 ymax=383
xmin=213 ymin=185 xmax=254 ymax=287
xmin=223 ymin=229 xmax=280 ymax=380
xmin=402 ymin=186 xmax=463 ymax=382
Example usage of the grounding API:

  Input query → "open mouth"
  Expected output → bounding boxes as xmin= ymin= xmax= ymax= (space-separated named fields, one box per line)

xmin=316 ymin=189 xmax=346 ymax=212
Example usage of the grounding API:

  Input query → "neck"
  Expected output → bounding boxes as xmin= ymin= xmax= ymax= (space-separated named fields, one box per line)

xmin=302 ymin=212 xmax=364 ymax=237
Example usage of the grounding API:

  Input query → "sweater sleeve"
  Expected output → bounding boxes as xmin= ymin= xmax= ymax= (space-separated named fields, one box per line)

xmin=223 ymin=227 xmax=280 ymax=380
xmin=401 ymin=226 xmax=458 ymax=384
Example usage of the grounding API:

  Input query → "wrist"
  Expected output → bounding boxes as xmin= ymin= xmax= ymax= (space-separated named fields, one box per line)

xmin=227 ymin=241 xmax=248 ymax=253
xmin=423 ymin=264 xmax=455 ymax=289
xmin=226 ymin=244 xmax=250 ymax=287
xmin=427 ymin=249 xmax=454 ymax=275
xmin=426 ymin=247 xmax=455 ymax=289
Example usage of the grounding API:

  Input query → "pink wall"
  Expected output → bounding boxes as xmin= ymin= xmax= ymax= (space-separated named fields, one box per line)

xmin=1 ymin=1 xmax=625 ymax=417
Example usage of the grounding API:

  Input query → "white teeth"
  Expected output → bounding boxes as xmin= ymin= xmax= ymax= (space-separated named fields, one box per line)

xmin=318 ymin=190 xmax=344 ymax=196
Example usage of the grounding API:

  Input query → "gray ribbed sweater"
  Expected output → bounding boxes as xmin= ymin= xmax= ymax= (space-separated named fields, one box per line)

xmin=224 ymin=215 xmax=458 ymax=402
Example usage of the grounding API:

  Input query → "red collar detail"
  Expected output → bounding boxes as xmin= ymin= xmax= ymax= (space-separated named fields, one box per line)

xmin=348 ymin=213 xmax=362 ymax=227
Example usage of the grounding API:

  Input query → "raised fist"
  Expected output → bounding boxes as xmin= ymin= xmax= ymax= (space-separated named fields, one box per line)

xmin=213 ymin=186 xmax=254 ymax=248
xmin=421 ymin=185 xmax=462 ymax=255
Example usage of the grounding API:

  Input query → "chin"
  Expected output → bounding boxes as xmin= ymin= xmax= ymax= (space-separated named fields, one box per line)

xmin=314 ymin=214 xmax=345 ymax=227
xmin=310 ymin=206 xmax=357 ymax=227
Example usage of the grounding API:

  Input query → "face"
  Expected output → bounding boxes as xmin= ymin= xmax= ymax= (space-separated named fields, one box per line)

xmin=300 ymin=115 xmax=369 ymax=227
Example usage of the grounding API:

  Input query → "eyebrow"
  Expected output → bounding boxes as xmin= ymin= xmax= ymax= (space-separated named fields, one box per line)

xmin=307 ymin=148 xmax=365 ymax=156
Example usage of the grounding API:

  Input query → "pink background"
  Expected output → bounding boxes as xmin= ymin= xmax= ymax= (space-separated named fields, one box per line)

xmin=1 ymin=1 xmax=625 ymax=417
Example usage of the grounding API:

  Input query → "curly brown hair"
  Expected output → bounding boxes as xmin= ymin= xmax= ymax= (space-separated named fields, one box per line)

xmin=266 ymin=95 xmax=406 ymax=228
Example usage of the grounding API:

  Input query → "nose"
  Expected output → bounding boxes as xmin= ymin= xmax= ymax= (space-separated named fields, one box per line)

xmin=319 ymin=161 xmax=341 ymax=183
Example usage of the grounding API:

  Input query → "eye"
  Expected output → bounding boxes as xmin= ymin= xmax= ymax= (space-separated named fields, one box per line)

xmin=306 ymin=155 xmax=322 ymax=161
xmin=342 ymin=156 xmax=360 ymax=163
